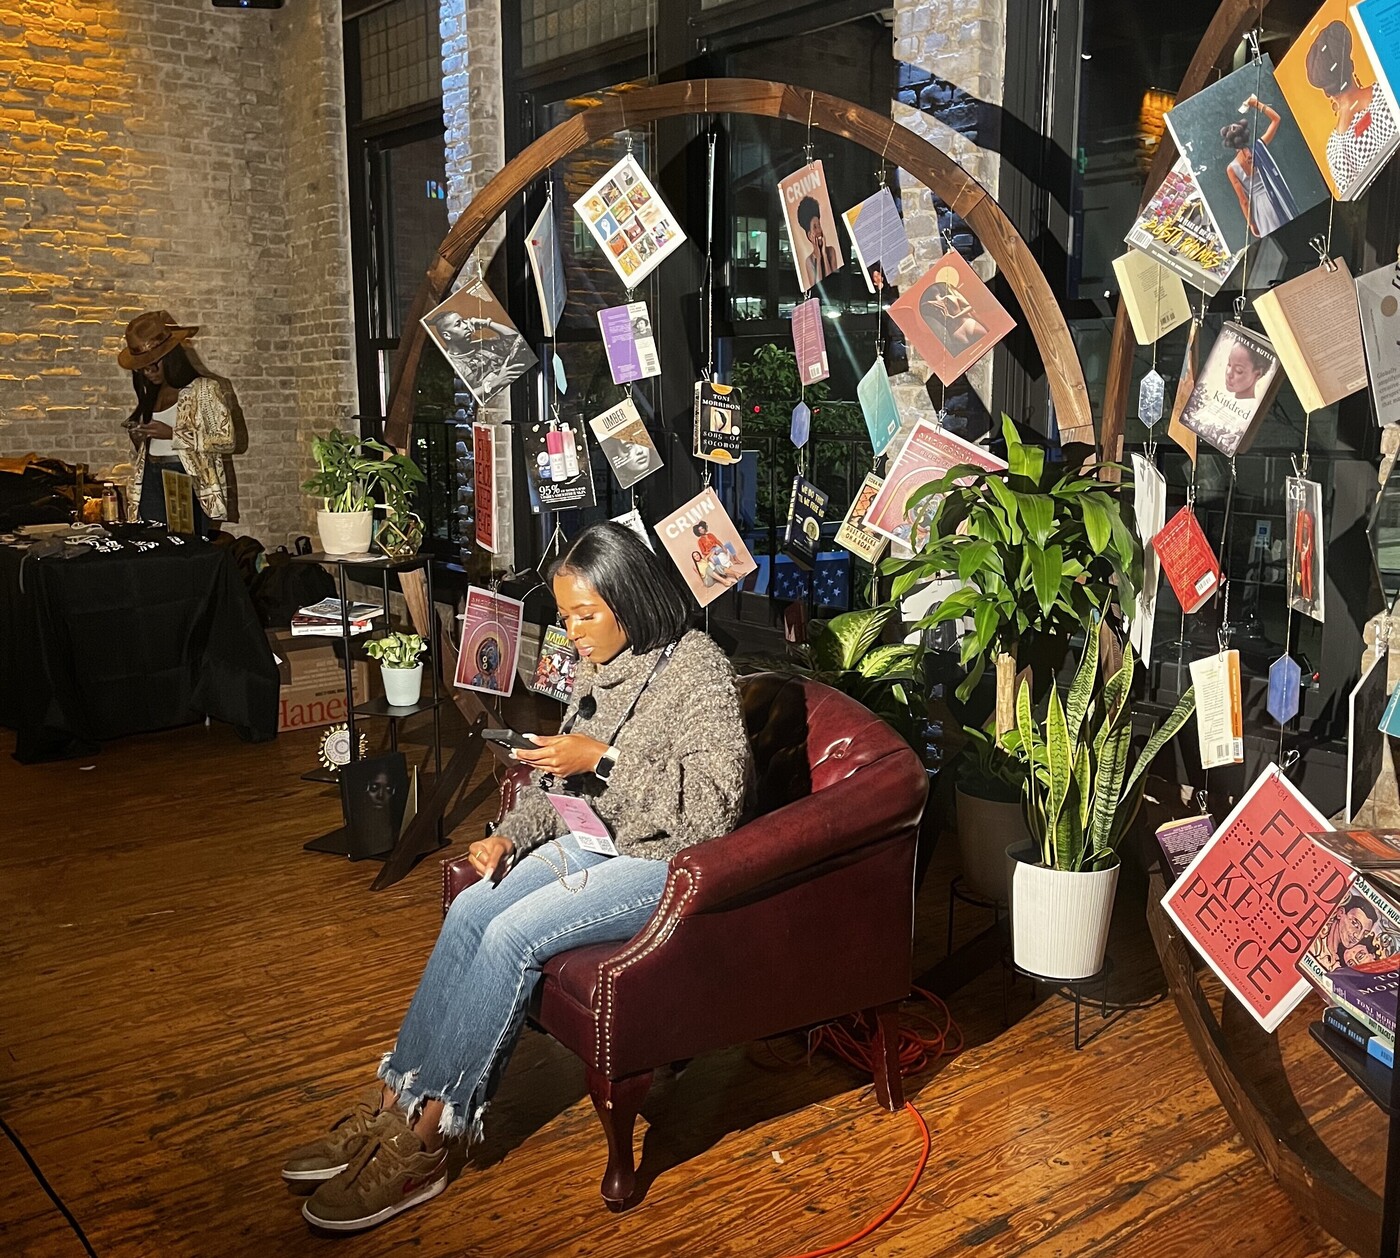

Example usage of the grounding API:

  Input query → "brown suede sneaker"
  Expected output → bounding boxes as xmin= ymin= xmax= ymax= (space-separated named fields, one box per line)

xmin=301 ymin=1110 xmax=449 ymax=1233
xmin=281 ymin=1085 xmax=383 ymax=1183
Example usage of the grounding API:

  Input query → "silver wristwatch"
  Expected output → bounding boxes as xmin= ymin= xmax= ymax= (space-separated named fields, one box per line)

xmin=594 ymin=745 xmax=620 ymax=783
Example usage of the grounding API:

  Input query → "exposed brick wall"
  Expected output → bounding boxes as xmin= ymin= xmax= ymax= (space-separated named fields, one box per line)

xmin=0 ymin=0 xmax=356 ymax=546
xmin=890 ymin=0 xmax=1007 ymax=441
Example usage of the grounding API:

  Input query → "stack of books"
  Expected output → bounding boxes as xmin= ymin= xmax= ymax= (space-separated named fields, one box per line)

xmin=1302 ymin=829 xmax=1400 ymax=1071
xmin=290 ymin=598 xmax=384 ymax=638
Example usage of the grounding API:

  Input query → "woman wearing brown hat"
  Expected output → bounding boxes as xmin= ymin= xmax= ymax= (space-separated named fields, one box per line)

xmin=120 ymin=310 xmax=235 ymax=535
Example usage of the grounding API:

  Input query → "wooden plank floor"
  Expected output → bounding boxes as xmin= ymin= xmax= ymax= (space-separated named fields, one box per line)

xmin=0 ymin=716 xmax=1373 ymax=1256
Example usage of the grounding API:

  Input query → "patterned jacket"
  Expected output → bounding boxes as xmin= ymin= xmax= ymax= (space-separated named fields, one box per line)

xmin=126 ymin=376 xmax=235 ymax=522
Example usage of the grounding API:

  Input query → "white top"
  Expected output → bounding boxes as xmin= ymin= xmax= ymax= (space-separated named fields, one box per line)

xmin=147 ymin=403 xmax=178 ymax=457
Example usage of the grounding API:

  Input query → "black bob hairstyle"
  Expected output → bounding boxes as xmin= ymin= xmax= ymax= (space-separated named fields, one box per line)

xmin=549 ymin=521 xmax=692 ymax=654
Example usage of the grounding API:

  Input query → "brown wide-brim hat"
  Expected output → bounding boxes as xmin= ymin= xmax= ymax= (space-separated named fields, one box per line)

xmin=118 ymin=309 xmax=199 ymax=370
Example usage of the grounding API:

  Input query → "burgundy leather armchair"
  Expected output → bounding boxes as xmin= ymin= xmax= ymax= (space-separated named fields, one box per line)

xmin=441 ymin=672 xmax=929 ymax=1210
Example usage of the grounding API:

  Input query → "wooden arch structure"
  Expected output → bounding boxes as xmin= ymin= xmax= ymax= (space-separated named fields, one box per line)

xmin=384 ymin=77 xmax=1094 ymax=451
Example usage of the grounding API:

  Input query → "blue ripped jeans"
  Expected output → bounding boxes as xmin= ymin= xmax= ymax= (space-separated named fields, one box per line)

xmin=378 ymin=835 xmax=669 ymax=1141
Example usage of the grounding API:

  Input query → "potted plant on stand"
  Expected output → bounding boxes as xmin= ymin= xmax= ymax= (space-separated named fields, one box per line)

xmin=302 ymin=429 xmax=424 ymax=558
xmin=375 ymin=451 xmax=427 ymax=560
xmin=366 ymin=631 xmax=426 ymax=708
xmin=1002 ymin=618 xmax=1195 ymax=979
xmin=885 ymin=417 xmax=1142 ymax=906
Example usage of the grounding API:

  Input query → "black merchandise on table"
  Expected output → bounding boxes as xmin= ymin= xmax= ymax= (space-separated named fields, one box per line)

xmin=0 ymin=527 xmax=279 ymax=762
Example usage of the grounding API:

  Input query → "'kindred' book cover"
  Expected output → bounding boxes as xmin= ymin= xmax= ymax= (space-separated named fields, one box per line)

xmin=1162 ymin=764 xmax=1352 ymax=1033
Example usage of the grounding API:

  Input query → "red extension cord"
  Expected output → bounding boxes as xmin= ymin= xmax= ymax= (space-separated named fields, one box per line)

xmin=768 ymin=988 xmax=962 ymax=1258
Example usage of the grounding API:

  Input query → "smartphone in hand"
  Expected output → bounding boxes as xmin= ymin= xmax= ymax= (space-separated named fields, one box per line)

xmin=481 ymin=728 xmax=536 ymax=751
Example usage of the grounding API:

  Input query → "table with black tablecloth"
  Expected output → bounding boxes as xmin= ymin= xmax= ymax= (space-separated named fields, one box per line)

xmin=0 ymin=529 xmax=279 ymax=762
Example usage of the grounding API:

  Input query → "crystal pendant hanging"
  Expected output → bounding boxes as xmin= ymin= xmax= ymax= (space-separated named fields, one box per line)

xmin=1267 ymin=654 xmax=1302 ymax=725
xmin=790 ymin=401 xmax=811 ymax=448
xmin=1139 ymin=369 xmax=1165 ymax=426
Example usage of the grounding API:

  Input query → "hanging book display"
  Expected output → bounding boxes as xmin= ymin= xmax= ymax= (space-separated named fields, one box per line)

xmin=573 ymin=154 xmax=687 ymax=287
xmin=611 ymin=506 xmax=653 ymax=550
xmin=1152 ymin=506 xmax=1221 ymax=613
xmin=1163 ymin=55 xmax=1329 ymax=253
xmin=888 ymin=251 xmax=1016 ymax=387
xmin=782 ymin=475 xmax=829 ymax=569
xmin=1178 ymin=321 xmax=1284 ymax=457
xmin=521 ymin=420 xmax=597 ymax=512
xmin=588 ymin=397 xmax=664 ymax=490
xmin=864 ymin=419 xmax=1007 ymax=550
xmin=1286 ymin=475 xmax=1326 ymax=621
xmin=1253 ymin=257 xmax=1368 ymax=412
xmin=1348 ymin=653 xmax=1390 ymax=821
xmin=1276 ymin=0 xmax=1400 ymax=200
xmin=1356 ymin=258 xmax=1400 ymax=427
xmin=455 ymin=586 xmax=524 ymax=698
xmin=1156 ymin=815 xmax=1216 ymax=884
xmin=472 ymin=422 xmax=501 ymax=554
xmin=778 ymin=160 xmax=844 ymax=291
xmin=835 ymin=472 xmax=888 ymax=565
xmin=598 ymin=301 xmax=660 ymax=385
xmin=1167 ymin=318 xmax=1201 ymax=462
xmin=841 ymin=185 xmax=910 ymax=294
xmin=1298 ymin=874 xmax=1400 ymax=1042
xmin=422 ymin=279 xmax=537 ymax=406
xmin=857 ymin=358 xmax=901 ymax=455
xmin=791 ymin=297 xmax=830 ymax=384
xmin=693 ymin=380 xmax=742 ymax=464
xmin=1352 ymin=0 xmax=1400 ymax=145
xmin=527 ymin=624 xmax=579 ymax=704
xmin=524 ymin=201 xmax=566 ymax=337
xmin=1189 ymin=649 xmax=1245 ymax=768
xmin=1130 ymin=453 xmax=1167 ymax=665
xmin=1111 ymin=250 xmax=1192 ymax=345
xmin=654 ymin=486 xmax=757 ymax=607
xmin=1161 ymin=764 xmax=1351 ymax=1033
xmin=1125 ymin=157 xmax=1245 ymax=295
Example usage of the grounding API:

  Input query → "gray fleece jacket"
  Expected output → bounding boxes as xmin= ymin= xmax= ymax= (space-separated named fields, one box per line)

xmin=495 ymin=628 xmax=750 ymax=863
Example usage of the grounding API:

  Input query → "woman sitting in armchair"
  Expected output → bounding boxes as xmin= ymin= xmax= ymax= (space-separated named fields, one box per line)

xmin=282 ymin=521 xmax=751 ymax=1232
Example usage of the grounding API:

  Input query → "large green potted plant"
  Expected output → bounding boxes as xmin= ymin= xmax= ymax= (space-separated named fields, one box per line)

xmin=884 ymin=417 xmax=1142 ymax=905
xmin=1002 ymin=618 xmax=1195 ymax=979
xmin=302 ymin=429 xmax=423 ymax=557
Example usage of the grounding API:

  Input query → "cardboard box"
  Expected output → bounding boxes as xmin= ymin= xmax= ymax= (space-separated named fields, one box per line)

xmin=267 ymin=629 xmax=372 ymax=733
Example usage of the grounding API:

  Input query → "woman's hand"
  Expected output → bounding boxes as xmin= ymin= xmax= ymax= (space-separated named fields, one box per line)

xmin=467 ymin=835 xmax=514 ymax=882
xmin=512 ymin=733 xmax=609 ymax=778
xmin=131 ymin=420 xmax=174 ymax=441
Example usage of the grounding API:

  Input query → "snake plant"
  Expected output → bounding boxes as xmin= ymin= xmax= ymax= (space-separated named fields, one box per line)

xmin=1005 ymin=618 xmax=1196 ymax=872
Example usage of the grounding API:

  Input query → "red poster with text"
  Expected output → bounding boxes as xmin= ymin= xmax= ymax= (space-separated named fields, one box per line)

xmin=1162 ymin=765 xmax=1352 ymax=1032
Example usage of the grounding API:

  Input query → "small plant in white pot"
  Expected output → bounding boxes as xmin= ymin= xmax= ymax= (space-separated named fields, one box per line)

xmin=1002 ymin=619 xmax=1195 ymax=980
xmin=302 ymin=429 xmax=421 ymax=557
xmin=366 ymin=631 xmax=426 ymax=708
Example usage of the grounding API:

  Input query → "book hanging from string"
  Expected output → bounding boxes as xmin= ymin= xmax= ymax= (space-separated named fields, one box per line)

xmin=1129 ymin=452 xmax=1167 ymax=666
xmin=598 ymin=301 xmax=660 ymax=384
xmin=1152 ymin=505 xmax=1220 ymax=614
xmin=521 ymin=420 xmax=597 ymax=512
xmin=589 ymin=397 xmax=664 ymax=490
xmin=422 ymin=279 xmax=537 ymax=406
xmin=472 ymin=421 xmax=505 ymax=554
xmin=791 ymin=297 xmax=830 ymax=384
xmin=573 ymin=154 xmax=687 ymax=287
xmin=782 ymin=476 xmax=828 ymax=570
xmin=1167 ymin=316 xmax=1202 ymax=463
xmin=1178 ymin=321 xmax=1284 ymax=458
xmin=841 ymin=185 xmax=910 ymax=295
xmin=777 ymin=160 xmax=844 ymax=291
xmin=524 ymin=200 xmax=567 ymax=338
xmin=654 ymin=486 xmax=757 ymax=608
xmin=526 ymin=624 xmax=579 ymax=704
xmin=835 ymin=472 xmax=889 ymax=565
xmin=887 ymin=249 xmax=1015 ymax=388
xmin=1126 ymin=157 xmax=1245 ymax=295
xmin=1355 ymin=255 xmax=1400 ymax=427
xmin=610 ymin=506 xmax=653 ymax=550
xmin=693 ymin=381 xmax=742 ymax=464
xmin=1112 ymin=249 xmax=1192 ymax=345
xmin=454 ymin=586 xmax=524 ymax=698
xmin=1285 ymin=474 xmax=1325 ymax=621
xmin=857 ymin=358 xmax=901 ymax=455
xmin=1189 ymin=649 xmax=1244 ymax=769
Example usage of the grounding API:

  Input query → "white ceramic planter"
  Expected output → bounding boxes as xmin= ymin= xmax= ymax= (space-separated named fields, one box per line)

xmin=1006 ymin=840 xmax=1120 ymax=981
xmin=954 ymin=787 xmax=1029 ymax=905
xmin=381 ymin=662 xmax=424 ymax=708
xmin=317 ymin=509 xmax=373 ymax=556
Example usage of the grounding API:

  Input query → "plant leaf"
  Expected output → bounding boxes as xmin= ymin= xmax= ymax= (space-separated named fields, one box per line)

xmin=1015 ymin=492 xmax=1054 ymax=547
xmin=1079 ymin=496 xmax=1111 ymax=554
xmin=1027 ymin=541 xmax=1062 ymax=619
